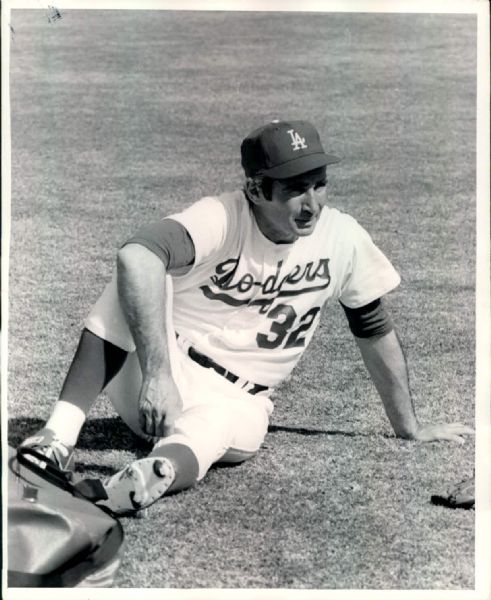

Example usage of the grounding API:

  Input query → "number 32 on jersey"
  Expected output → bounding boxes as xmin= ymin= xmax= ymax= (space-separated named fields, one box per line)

xmin=256 ymin=304 xmax=321 ymax=350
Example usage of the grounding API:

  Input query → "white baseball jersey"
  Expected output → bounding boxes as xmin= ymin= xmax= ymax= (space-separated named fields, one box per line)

xmin=163 ymin=190 xmax=400 ymax=388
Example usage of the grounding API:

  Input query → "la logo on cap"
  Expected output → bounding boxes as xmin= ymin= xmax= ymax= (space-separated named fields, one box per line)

xmin=287 ymin=129 xmax=308 ymax=151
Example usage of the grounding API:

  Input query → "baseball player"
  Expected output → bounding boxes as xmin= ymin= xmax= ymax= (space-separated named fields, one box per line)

xmin=21 ymin=120 xmax=473 ymax=515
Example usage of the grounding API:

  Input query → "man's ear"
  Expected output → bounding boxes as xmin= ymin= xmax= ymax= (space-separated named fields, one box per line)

xmin=245 ymin=178 xmax=264 ymax=205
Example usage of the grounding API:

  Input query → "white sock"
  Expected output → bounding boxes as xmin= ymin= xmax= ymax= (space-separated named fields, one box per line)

xmin=45 ymin=400 xmax=87 ymax=446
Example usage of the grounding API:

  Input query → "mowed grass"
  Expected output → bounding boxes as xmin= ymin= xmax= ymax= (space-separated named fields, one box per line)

xmin=7 ymin=10 xmax=476 ymax=589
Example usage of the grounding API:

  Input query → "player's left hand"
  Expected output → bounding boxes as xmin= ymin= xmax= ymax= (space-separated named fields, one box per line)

xmin=411 ymin=422 xmax=474 ymax=444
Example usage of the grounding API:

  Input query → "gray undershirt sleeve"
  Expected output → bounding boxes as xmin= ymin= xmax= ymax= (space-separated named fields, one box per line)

xmin=122 ymin=218 xmax=196 ymax=270
xmin=340 ymin=298 xmax=394 ymax=339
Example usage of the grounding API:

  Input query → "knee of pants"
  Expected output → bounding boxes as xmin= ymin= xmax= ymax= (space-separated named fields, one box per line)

xmin=170 ymin=399 xmax=269 ymax=481
xmin=169 ymin=407 xmax=233 ymax=481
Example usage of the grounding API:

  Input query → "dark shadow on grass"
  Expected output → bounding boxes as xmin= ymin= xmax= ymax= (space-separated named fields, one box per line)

xmin=75 ymin=462 xmax=120 ymax=479
xmin=7 ymin=417 xmax=46 ymax=447
xmin=268 ymin=424 xmax=394 ymax=439
xmin=8 ymin=417 xmax=394 ymax=453
xmin=73 ymin=463 xmax=119 ymax=477
xmin=8 ymin=416 xmax=153 ymax=454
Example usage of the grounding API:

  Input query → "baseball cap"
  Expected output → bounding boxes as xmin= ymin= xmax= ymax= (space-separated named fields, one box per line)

xmin=241 ymin=120 xmax=340 ymax=179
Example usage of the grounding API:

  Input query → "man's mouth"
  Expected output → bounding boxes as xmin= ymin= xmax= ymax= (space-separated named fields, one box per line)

xmin=295 ymin=214 xmax=315 ymax=227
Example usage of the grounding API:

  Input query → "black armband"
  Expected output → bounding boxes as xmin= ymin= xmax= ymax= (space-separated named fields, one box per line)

xmin=122 ymin=218 xmax=195 ymax=270
xmin=340 ymin=298 xmax=394 ymax=339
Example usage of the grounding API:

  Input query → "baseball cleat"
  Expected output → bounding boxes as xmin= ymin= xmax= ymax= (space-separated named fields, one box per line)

xmin=97 ymin=456 xmax=176 ymax=516
xmin=446 ymin=476 xmax=475 ymax=509
xmin=20 ymin=427 xmax=75 ymax=472
xmin=431 ymin=475 xmax=475 ymax=509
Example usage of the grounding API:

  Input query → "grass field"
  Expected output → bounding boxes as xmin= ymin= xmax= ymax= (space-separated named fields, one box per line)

xmin=7 ymin=9 xmax=477 ymax=591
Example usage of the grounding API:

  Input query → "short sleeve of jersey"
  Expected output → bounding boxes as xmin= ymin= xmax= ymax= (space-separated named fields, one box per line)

xmin=338 ymin=216 xmax=401 ymax=308
xmin=167 ymin=194 xmax=236 ymax=270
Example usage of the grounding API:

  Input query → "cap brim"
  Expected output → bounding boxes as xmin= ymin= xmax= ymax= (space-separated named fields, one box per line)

xmin=263 ymin=152 xmax=340 ymax=179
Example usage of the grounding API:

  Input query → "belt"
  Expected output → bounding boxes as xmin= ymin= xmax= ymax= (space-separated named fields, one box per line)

xmin=176 ymin=334 xmax=269 ymax=396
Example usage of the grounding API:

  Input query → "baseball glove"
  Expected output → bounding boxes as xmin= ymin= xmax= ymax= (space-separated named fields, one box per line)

xmin=431 ymin=475 xmax=475 ymax=510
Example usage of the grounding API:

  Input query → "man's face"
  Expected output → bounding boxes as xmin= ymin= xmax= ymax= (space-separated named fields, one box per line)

xmin=253 ymin=167 xmax=328 ymax=244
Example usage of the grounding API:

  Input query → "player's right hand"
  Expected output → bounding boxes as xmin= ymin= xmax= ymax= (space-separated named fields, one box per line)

xmin=138 ymin=371 xmax=183 ymax=438
xmin=410 ymin=422 xmax=474 ymax=444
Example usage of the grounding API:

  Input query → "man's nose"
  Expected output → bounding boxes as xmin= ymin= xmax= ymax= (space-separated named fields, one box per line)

xmin=303 ymin=188 xmax=317 ymax=212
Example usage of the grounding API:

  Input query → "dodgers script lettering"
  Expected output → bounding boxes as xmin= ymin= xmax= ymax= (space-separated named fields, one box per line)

xmin=210 ymin=258 xmax=331 ymax=295
xmin=200 ymin=257 xmax=332 ymax=313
